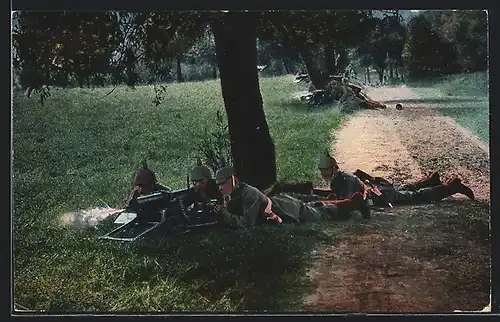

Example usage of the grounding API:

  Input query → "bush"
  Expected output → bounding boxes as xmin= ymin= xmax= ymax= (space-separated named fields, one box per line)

xmin=196 ymin=110 xmax=233 ymax=173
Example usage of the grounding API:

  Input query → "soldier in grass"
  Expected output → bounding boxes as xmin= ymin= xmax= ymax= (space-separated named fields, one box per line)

xmin=127 ymin=160 xmax=222 ymax=206
xmin=183 ymin=160 xmax=223 ymax=214
xmin=127 ymin=162 xmax=169 ymax=201
xmin=265 ymin=151 xmax=475 ymax=212
xmin=264 ymin=151 xmax=372 ymax=219
xmin=212 ymin=166 xmax=365 ymax=231
xmin=351 ymin=168 xmax=475 ymax=208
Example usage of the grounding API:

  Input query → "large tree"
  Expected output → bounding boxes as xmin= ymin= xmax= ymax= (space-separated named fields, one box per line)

xmin=423 ymin=10 xmax=488 ymax=73
xmin=12 ymin=10 xmax=277 ymax=189
xmin=257 ymin=11 xmax=328 ymax=89
xmin=212 ymin=12 xmax=276 ymax=190
xmin=403 ymin=14 xmax=459 ymax=78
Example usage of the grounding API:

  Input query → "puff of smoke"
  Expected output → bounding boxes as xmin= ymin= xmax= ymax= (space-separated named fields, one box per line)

xmin=59 ymin=207 xmax=123 ymax=228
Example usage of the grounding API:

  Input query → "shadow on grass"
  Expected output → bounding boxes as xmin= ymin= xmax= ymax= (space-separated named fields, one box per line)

xmin=123 ymin=224 xmax=334 ymax=311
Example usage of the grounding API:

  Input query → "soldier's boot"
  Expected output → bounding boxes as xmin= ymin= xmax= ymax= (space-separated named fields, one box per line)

xmin=402 ymin=171 xmax=442 ymax=191
xmin=418 ymin=177 xmax=474 ymax=201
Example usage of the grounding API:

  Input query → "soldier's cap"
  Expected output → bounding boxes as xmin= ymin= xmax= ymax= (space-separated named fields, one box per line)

xmin=215 ymin=166 xmax=235 ymax=185
xmin=318 ymin=151 xmax=338 ymax=169
xmin=190 ymin=165 xmax=212 ymax=181
xmin=134 ymin=165 xmax=156 ymax=185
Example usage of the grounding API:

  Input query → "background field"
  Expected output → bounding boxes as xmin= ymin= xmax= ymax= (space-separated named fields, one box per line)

xmin=13 ymin=75 xmax=344 ymax=312
xmin=407 ymin=72 xmax=489 ymax=143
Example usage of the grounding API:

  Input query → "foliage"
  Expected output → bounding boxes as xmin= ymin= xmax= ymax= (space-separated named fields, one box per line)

xmin=196 ymin=110 xmax=233 ymax=173
xmin=403 ymin=15 xmax=460 ymax=78
xmin=402 ymin=10 xmax=487 ymax=78
xmin=354 ymin=13 xmax=406 ymax=83
xmin=423 ymin=10 xmax=488 ymax=73
xmin=257 ymin=10 xmax=375 ymax=84
xmin=12 ymin=11 xmax=122 ymax=103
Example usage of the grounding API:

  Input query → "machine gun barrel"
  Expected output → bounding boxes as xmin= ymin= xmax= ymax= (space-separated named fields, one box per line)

xmin=127 ymin=188 xmax=189 ymax=212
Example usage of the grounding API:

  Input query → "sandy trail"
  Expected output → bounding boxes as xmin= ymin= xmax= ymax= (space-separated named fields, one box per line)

xmin=302 ymin=86 xmax=490 ymax=313
xmin=334 ymin=86 xmax=489 ymax=200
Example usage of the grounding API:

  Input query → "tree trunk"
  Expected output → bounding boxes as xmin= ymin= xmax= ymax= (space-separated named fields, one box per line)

xmin=377 ymin=69 xmax=384 ymax=84
xmin=366 ymin=67 xmax=371 ymax=84
xmin=389 ymin=62 xmax=394 ymax=79
xmin=176 ymin=54 xmax=184 ymax=83
xmin=212 ymin=64 xmax=217 ymax=79
xmin=395 ymin=66 xmax=399 ymax=79
xmin=212 ymin=13 xmax=277 ymax=190
xmin=335 ymin=45 xmax=349 ymax=75
xmin=282 ymin=59 xmax=291 ymax=74
xmin=324 ymin=41 xmax=336 ymax=76
xmin=77 ymin=75 xmax=84 ymax=88
xmin=300 ymin=49 xmax=325 ymax=90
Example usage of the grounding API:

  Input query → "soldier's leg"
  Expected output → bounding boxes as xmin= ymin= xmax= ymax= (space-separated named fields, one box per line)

xmin=392 ymin=190 xmax=424 ymax=205
xmin=264 ymin=181 xmax=314 ymax=196
xmin=285 ymin=192 xmax=322 ymax=203
xmin=416 ymin=178 xmax=474 ymax=201
xmin=400 ymin=171 xmax=442 ymax=191
xmin=298 ymin=206 xmax=332 ymax=222
xmin=394 ymin=177 xmax=474 ymax=204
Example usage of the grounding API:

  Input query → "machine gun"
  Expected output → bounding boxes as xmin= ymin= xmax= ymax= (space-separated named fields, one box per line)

xmin=99 ymin=188 xmax=220 ymax=242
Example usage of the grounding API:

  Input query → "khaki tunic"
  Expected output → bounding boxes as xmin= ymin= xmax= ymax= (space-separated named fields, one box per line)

xmin=221 ymin=182 xmax=344 ymax=231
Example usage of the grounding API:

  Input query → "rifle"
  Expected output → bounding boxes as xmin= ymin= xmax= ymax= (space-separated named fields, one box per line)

xmin=99 ymin=188 xmax=220 ymax=242
xmin=353 ymin=169 xmax=393 ymax=208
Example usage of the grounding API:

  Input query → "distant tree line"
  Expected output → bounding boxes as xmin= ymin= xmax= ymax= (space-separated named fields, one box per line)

xmin=403 ymin=10 xmax=487 ymax=78
xmin=12 ymin=10 xmax=487 ymax=91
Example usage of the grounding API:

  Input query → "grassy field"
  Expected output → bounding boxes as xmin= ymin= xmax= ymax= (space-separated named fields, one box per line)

xmin=12 ymin=75 xmax=346 ymax=312
xmin=407 ymin=72 xmax=489 ymax=143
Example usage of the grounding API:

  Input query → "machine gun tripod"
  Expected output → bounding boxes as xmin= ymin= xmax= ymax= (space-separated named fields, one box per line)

xmin=99 ymin=189 xmax=220 ymax=242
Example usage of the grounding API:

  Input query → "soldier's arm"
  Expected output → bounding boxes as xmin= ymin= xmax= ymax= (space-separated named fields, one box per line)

xmin=121 ymin=186 xmax=140 ymax=208
xmin=180 ymin=187 xmax=198 ymax=208
xmin=222 ymin=190 xmax=262 ymax=230
xmin=331 ymin=173 xmax=361 ymax=199
xmin=345 ymin=174 xmax=368 ymax=198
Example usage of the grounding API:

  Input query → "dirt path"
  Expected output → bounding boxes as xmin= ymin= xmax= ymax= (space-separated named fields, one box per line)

xmin=303 ymin=86 xmax=491 ymax=312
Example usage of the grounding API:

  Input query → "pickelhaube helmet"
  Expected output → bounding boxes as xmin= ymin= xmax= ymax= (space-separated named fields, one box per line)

xmin=133 ymin=161 xmax=156 ymax=185
xmin=190 ymin=158 xmax=213 ymax=181
xmin=318 ymin=149 xmax=338 ymax=169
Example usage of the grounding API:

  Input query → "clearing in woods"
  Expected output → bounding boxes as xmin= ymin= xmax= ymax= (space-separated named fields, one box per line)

xmin=302 ymin=86 xmax=490 ymax=312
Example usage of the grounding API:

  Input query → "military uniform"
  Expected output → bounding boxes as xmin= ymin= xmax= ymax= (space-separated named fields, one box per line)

xmin=183 ymin=178 xmax=221 ymax=205
xmin=267 ymin=152 xmax=371 ymax=219
xmin=214 ymin=167 xmax=362 ymax=231
xmin=125 ymin=164 xmax=170 ymax=206
xmin=326 ymin=80 xmax=343 ymax=101
xmin=339 ymin=85 xmax=368 ymax=109
xmin=183 ymin=164 xmax=222 ymax=206
xmin=329 ymin=170 xmax=366 ymax=199
xmin=353 ymin=169 xmax=475 ymax=207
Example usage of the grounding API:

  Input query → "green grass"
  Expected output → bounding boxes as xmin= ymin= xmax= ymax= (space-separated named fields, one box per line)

xmin=407 ymin=72 xmax=489 ymax=143
xmin=13 ymin=75 xmax=345 ymax=312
